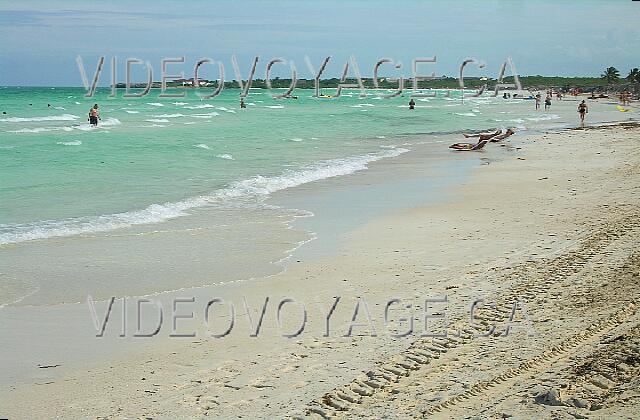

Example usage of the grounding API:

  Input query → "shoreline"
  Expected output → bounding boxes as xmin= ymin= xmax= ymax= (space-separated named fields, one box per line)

xmin=1 ymin=120 xmax=639 ymax=418
xmin=2 ymin=103 xmax=637 ymax=307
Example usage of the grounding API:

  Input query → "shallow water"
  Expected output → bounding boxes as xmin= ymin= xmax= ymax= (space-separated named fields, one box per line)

xmin=3 ymin=87 xmax=624 ymax=240
xmin=0 ymin=86 xmax=636 ymax=306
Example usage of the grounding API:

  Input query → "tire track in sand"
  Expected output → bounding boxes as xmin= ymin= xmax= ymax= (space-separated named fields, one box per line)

xmin=301 ymin=206 xmax=640 ymax=419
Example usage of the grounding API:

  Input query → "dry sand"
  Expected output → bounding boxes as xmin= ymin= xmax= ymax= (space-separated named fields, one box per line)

xmin=2 ymin=122 xmax=640 ymax=419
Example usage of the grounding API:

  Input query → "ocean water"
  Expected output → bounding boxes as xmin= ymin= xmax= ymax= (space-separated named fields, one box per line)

xmin=0 ymin=86 xmax=636 ymax=306
xmin=0 ymin=87 xmax=468 ymax=242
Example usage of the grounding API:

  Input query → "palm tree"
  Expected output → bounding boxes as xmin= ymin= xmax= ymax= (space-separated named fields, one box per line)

xmin=628 ymin=68 xmax=640 ymax=83
xmin=601 ymin=67 xmax=620 ymax=83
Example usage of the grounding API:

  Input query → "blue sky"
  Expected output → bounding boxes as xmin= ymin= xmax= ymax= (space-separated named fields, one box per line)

xmin=1 ymin=0 xmax=639 ymax=86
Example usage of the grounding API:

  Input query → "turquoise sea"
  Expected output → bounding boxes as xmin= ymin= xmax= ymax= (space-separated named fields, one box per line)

xmin=2 ymin=86 xmax=629 ymax=244
xmin=0 ymin=86 xmax=636 ymax=306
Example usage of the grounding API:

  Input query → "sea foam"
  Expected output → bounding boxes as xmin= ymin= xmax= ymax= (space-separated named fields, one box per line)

xmin=183 ymin=104 xmax=216 ymax=109
xmin=8 ymin=127 xmax=72 ymax=133
xmin=1 ymin=114 xmax=79 ymax=123
xmin=154 ymin=113 xmax=187 ymax=118
xmin=73 ymin=117 xmax=122 ymax=131
xmin=526 ymin=114 xmax=561 ymax=122
xmin=56 ymin=140 xmax=82 ymax=146
xmin=190 ymin=112 xmax=220 ymax=119
xmin=0 ymin=148 xmax=409 ymax=244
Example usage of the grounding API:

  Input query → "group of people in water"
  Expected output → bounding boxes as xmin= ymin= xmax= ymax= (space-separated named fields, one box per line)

xmin=49 ymin=85 xmax=625 ymax=133
xmin=536 ymin=91 xmax=590 ymax=126
xmin=534 ymin=92 xmax=555 ymax=110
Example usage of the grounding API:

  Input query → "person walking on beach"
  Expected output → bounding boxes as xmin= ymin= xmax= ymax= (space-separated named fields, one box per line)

xmin=578 ymin=100 xmax=588 ymax=126
xmin=408 ymin=98 xmax=415 ymax=110
xmin=535 ymin=94 xmax=541 ymax=110
xmin=620 ymin=91 xmax=629 ymax=106
xmin=544 ymin=94 xmax=552 ymax=110
xmin=88 ymin=104 xmax=100 ymax=126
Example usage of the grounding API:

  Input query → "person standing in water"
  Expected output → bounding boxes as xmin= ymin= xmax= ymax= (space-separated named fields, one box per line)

xmin=544 ymin=94 xmax=552 ymax=110
xmin=89 ymin=104 xmax=100 ymax=126
xmin=535 ymin=94 xmax=541 ymax=110
xmin=408 ymin=98 xmax=415 ymax=110
xmin=578 ymin=100 xmax=588 ymax=126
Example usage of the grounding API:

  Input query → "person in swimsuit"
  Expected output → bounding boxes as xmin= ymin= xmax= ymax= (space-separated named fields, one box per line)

xmin=408 ymin=98 xmax=415 ymax=110
xmin=544 ymin=95 xmax=552 ymax=110
xmin=89 ymin=104 xmax=100 ymax=126
xmin=463 ymin=129 xmax=502 ymax=141
xmin=578 ymin=100 xmax=588 ymax=126
xmin=535 ymin=94 xmax=541 ymax=110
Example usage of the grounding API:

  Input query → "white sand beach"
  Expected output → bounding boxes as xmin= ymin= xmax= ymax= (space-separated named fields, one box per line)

xmin=2 ymin=122 xmax=639 ymax=419
xmin=3 ymin=1 xmax=640 ymax=418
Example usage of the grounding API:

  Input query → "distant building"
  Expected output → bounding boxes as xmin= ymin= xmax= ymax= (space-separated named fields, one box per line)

xmin=174 ymin=78 xmax=194 ymax=86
